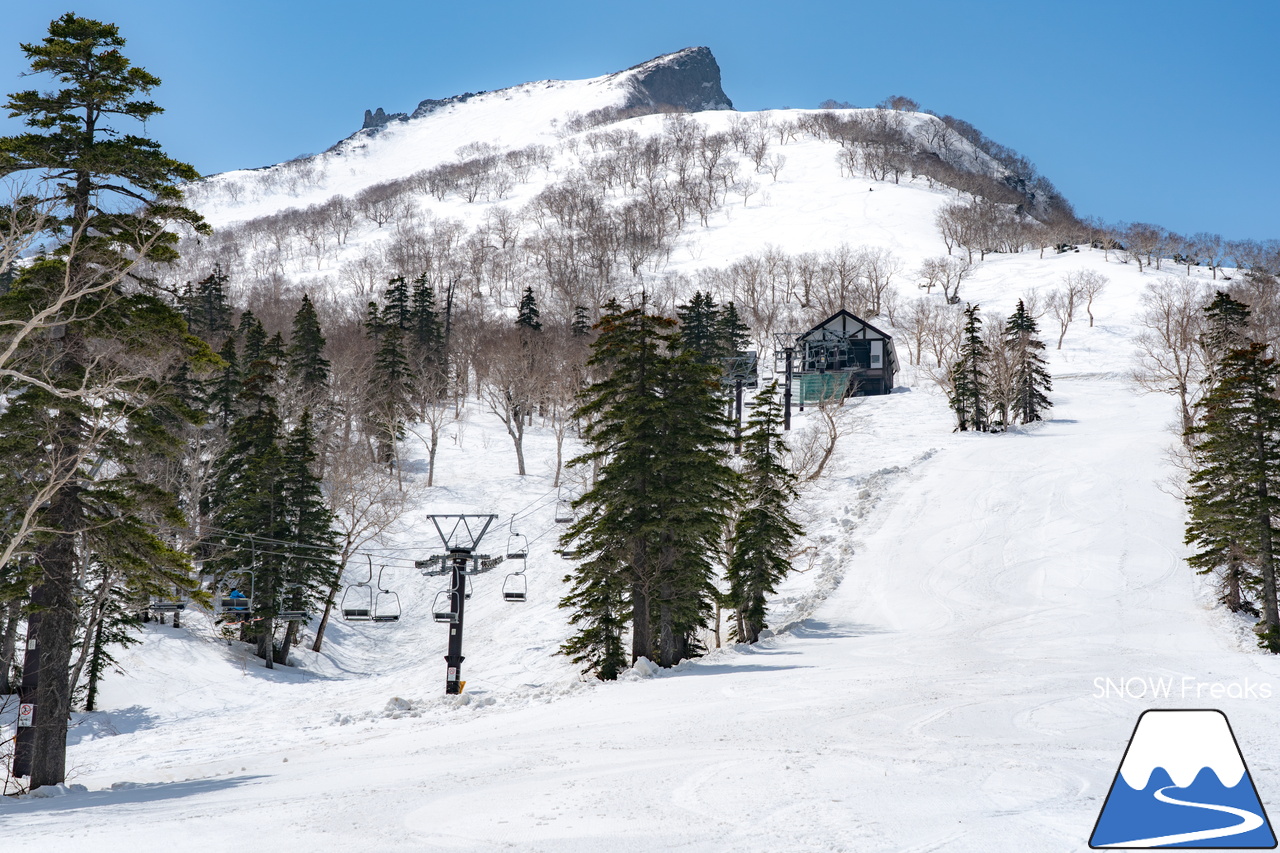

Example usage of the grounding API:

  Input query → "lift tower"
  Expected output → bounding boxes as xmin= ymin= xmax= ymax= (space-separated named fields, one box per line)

xmin=416 ymin=514 xmax=498 ymax=695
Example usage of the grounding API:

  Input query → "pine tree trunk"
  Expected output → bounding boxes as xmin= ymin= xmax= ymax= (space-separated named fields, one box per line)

xmin=276 ymin=621 xmax=297 ymax=666
xmin=1258 ymin=472 xmax=1279 ymax=634
xmin=257 ymin=617 xmax=275 ymax=669
xmin=1225 ymin=557 xmax=1244 ymax=613
xmin=631 ymin=581 xmax=651 ymax=663
xmin=85 ymin=617 xmax=106 ymax=712
xmin=658 ymin=598 xmax=676 ymax=668
xmin=29 ymin=486 xmax=79 ymax=788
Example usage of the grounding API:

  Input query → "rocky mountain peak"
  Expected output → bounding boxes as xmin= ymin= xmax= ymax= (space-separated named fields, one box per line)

xmin=618 ymin=46 xmax=733 ymax=112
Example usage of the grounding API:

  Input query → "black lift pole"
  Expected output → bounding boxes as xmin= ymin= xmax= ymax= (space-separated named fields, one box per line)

xmin=417 ymin=514 xmax=497 ymax=695
xmin=444 ymin=546 xmax=469 ymax=694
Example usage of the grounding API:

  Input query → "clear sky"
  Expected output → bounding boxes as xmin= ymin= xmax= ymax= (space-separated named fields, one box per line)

xmin=3 ymin=0 xmax=1277 ymax=241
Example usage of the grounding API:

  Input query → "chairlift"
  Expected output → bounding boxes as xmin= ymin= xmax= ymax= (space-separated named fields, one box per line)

xmin=506 ymin=531 xmax=529 ymax=561
xmin=148 ymin=594 xmax=187 ymax=614
xmin=341 ymin=558 xmax=375 ymax=621
xmin=215 ymin=572 xmax=254 ymax=621
xmin=431 ymin=590 xmax=458 ymax=623
xmin=278 ymin=584 xmax=309 ymax=623
xmin=502 ymin=572 xmax=527 ymax=603
xmin=554 ymin=493 xmax=575 ymax=524
xmin=372 ymin=566 xmax=401 ymax=623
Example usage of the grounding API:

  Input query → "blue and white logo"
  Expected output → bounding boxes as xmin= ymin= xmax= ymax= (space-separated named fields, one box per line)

xmin=1091 ymin=709 xmax=1276 ymax=848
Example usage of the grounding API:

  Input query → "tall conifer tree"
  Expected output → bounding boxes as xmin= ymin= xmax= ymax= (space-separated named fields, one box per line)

xmin=949 ymin=304 xmax=989 ymax=432
xmin=1186 ymin=343 xmax=1280 ymax=650
xmin=727 ymin=383 xmax=803 ymax=643
xmin=1004 ymin=300 xmax=1052 ymax=424
xmin=0 ymin=14 xmax=208 ymax=787
xmin=562 ymin=303 xmax=735 ymax=675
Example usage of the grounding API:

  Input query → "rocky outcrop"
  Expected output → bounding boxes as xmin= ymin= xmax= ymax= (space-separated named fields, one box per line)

xmin=409 ymin=91 xmax=484 ymax=120
xmin=620 ymin=46 xmax=733 ymax=112
xmin=362 ymin=107 xmax=406 ymax=130
xmin=356 ymin=46 xmax=733 ymax=135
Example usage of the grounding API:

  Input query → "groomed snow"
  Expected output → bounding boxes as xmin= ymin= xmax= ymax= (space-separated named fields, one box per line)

xmin=4 ymin=76 xmax=1277 ymax=850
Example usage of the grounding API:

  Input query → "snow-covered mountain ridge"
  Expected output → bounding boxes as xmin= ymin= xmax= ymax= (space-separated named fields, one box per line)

xmin=183 ymin=46 xmax=1007 ymax=234
xmin=361 ymin=45 xmax=733 ymax=134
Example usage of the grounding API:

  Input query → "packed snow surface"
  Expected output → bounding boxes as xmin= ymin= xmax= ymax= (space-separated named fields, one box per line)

xmin=4 ymin=68 xmax=1278 ymax=851
xmin=6 ymin=322 xmax=1279 ymax=850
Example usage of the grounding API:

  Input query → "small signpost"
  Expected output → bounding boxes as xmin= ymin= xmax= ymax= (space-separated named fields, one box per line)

xmin=17 ymin=703 xmax=34 ymax=728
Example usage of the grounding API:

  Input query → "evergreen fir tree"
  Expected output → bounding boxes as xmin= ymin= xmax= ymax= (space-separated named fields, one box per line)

xmin=369 ymin=322 xmax=415 ymax=468
xmin=571 ymin=305 xmax=592 ymax=337
xmin=949 ymin=304 xmax=990 ymax=432
xmin=1004 ymin=300 xmax=1052 ymax=424
xmin=0 ymin=13 xmax=208 ymax=786
xmin=517 ymin=286 xmax=543 ymax=331
xmin=717 ymin=300 xmax=751 ymax=356
xmin=410 ymin=273 xmax=445 ymax=358
xmin=182 ymin=265 xmax=233 ymax=341
xmin=562 ymin=306 xmax=671 ymax=676
xmin=275 ymin=409 xmax=337 ymax=664
xmin=1186 ymin=343 xmax=1280 ymax=650
xmin=726 ymin=383 xmax=803 ymax=643
xmin=383 ymin=276 xmax=412 ymax=331
xmin=676 ymin=291 xmax=725 ymax=363
xmin=286 ymin=294 xmax=330 ymax=391
xmin=364 ymin=300 xmax=383 ymax=340
xmin=650 ymin=352 xmax=737 ymax=663
xmin=208 ymin=337 xmax=241 ymax=427
xmin=208 ymin=363 xmax=289 ymax=665
xmin=562 ymin=304 xmax=736 ymax=675
xmin=1201 ymin=292 xmax=1251 ymax=386
xmin=239 ymin=311 xmax=267 ymax=361
xmin=1188 ymin=291 xmax=1254 ymax=611
xmin=558 ymin=554 xmax=629 ymax=681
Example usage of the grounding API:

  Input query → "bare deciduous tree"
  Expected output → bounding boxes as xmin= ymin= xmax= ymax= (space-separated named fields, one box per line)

xmin=1130 ymin=276 xmax=1207 ymax=441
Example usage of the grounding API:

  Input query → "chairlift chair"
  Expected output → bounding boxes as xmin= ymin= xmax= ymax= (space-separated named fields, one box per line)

xmin=276 ymin=583 xmax=310 ymax=623
xmin=502 ymin=572 xmax=527 ymax=603
xmin=341 ymin=558 xmax=375 ymax=621
xmin=372 ymin=566 xmax=401 ymax=623
xmin=215 ymin=572 xmax=254 ymax=620
xmin=148 ymin=596 xmax=186 ymax=613
xmin=554 ymin=499 xmax=574 ymax=524
xmin=431 ymin=590 xmax=458 ymax=623
xmin=506 ymin=531 xmax=529 ymax=561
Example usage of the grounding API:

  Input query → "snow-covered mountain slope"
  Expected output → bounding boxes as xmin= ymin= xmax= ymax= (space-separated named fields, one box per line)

xmin=4 ymin=49 xmax=1275 ymax=852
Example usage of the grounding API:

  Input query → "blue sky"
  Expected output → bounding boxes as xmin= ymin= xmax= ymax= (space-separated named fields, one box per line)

xmin=3 ymin=0 xmax=1277 ymax=240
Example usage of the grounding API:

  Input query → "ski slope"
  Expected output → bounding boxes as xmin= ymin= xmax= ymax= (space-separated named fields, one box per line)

xmin=5 ymin=53 xmax=1280 ymax=850
xmin=6 ymin=318 xmax=1280 ymax=849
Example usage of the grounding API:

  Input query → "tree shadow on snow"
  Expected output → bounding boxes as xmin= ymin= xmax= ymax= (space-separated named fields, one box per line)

xmin=674 ymin=660 xmax=810 ymax=677
xmin=66 ymin=705 xmax=160 ymax=745
xmin=785 ymin=619 xmax=889 ymax=640
xmin=0 ymin=775 xmax=267 ymax=814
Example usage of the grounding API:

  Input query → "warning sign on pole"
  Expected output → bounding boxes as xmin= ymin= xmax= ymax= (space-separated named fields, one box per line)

xmin=17 ymin=703 xmax=34 ymax=728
